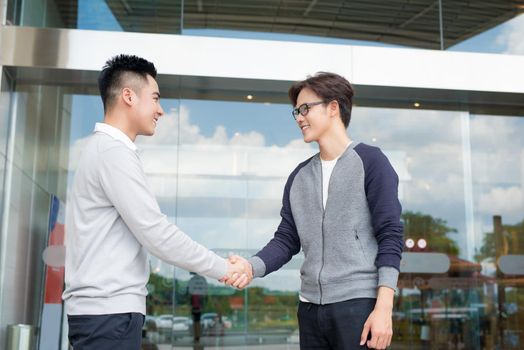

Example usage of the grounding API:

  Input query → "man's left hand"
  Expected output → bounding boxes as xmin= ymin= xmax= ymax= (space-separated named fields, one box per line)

xmin=360 ymin=304 xmax=393 ymax=349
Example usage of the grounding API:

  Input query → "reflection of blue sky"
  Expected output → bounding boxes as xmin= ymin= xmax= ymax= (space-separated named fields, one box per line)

xmin=70 ymin=95 xmax=104 ymax=142
xmin=77 ymin=0 xmax=122 ymax=31
xmin=77 ymin=0 xmax=523 ymax=55
xmin=70 ymin=95 xmax=300 ymax=147
xmin=449 ymin=14 xmax=524 ymax=55
xmin=191 ymin=13 xmax=524 ymax=55
xmin=184 ymin=29 xmax=402 ymax=48
xmin=176 ymin=100 xmax=297 ymax=147
xmin=448 ymin=26 xmax=505 ymax=53
xmin=70 ymin=96 xmax=467 ymax=252
xmin=470 ymin=115 xmax=524 ymax=236
xmin=68 ymin=94 xmax=524 ymax=288
xmin=68 ymin=2 xmax=524 ymax=287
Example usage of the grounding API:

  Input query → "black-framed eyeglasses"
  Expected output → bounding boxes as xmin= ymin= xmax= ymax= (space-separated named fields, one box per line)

xmin=292 ymin=101 xmax=325 ymax=119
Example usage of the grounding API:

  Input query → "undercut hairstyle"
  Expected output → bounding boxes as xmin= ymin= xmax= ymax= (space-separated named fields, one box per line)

xmin=288 ymin=72 xmax=355 ymax=128
xmin=98 ymin=54 xmax=157 ymax=111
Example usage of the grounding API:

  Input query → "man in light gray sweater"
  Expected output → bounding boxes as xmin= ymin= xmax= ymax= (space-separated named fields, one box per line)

xmin=63 ymin=55 xmax=249 ymax=350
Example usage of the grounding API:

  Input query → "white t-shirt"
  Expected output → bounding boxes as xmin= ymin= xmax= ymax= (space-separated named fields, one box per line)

xmin=321 ymin=158 xmax=338 ymax=210
xmin=300 ymin=141 xmax=352 ymax=303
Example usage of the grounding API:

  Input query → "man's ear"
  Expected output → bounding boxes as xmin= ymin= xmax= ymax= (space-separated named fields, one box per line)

xmin=329 ymin=100 xmax=340 ymax=118
xmin=122 ymin=87 xmax=134 ymax=107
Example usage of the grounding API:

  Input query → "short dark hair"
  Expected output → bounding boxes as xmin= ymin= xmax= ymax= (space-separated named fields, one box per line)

xmin=288 ymin=72 xmax=354 ymax=128
xmin=98 ymin=54 xmax=157 ymax=111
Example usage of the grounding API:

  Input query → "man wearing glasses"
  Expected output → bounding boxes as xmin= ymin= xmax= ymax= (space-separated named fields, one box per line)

xmin=225 ymin=72 xmax=403 ymax=349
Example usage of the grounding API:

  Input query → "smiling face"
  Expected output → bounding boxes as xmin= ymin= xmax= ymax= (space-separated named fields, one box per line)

xmin=294 ymin=88 xmax=333 ymax=143
xmin=131 ymin=74 xmax=164 ymax=136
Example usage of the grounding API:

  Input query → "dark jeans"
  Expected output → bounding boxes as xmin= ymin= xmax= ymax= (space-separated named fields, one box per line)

xmin=68 ymin=312 xmax=144 ymax=350
xmin=298 ymin=298 xmax=376 ymax=350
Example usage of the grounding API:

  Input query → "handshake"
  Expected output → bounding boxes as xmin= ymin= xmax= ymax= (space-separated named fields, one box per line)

xmin=220 ymin=255 xmax=254 ymax=289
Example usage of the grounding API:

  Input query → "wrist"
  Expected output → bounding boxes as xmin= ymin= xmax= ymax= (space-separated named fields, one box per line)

xmin=248 ymin=262 xmax=254 ymax=278
xmin=375 ymin=285 xmax=395 ymax=310
xmin=374 ymin=301 xmax=393 ymax=311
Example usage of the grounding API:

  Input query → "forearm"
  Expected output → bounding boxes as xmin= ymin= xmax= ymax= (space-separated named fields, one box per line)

xmin=375 ymin=286 xmax=395 ymax=310
xmin=141 ymin=219 xmax=228 ymax=279
xmin=250 ymin=234 xmax=298 ymax=277
xmin=250 ymin=214 xmax=300 ymax=278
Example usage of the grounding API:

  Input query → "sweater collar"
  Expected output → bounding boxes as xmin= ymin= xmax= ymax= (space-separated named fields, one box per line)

xmin=314 ymin=141 xmax=359 ymax=163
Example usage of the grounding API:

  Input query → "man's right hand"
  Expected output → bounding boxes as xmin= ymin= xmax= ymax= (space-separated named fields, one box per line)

xmin=221 ymin=255 xmax=253 ymax=289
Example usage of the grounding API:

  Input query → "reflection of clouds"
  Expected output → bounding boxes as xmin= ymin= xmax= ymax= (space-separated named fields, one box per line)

xmin=173 ymin=217 xmax=281 ymax=251
xmin=470 ymin=115 xmax=524 ymax=259
xmin=351 ymin=107 xmax=463 ymax=148
xmin=478 ymin=186 xmax=523 ymax=223
xmin=284 ymin=138 xmax=315 ymax=149
xmin=353 ymin=107 xmax=467 ymax=238
xmin=470 ymin=116 xmax=524 ymax=184
xmin=353 ymin=108 xmax=468 ymax=248
xmin=355 ymin=108 xmax=524 ymax=258
xmin=66 ymin=104 xmax=524 ymax=277
xmin=470 ymin=115 xmax=524 ymax=230
xmin=137 ymin=105 xmax=268 ymax=147
xmin=496 ymin=13 xmax=524 ymax=55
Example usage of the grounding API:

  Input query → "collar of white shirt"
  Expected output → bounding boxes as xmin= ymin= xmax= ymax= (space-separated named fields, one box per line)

xmin=94 ymin=122 xmax=137 ymax=151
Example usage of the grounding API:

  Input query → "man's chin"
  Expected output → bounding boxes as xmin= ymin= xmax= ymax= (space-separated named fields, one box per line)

xmin=139 ymin=130 xmax=155 ymax=137
xmin=303 ymin=137 xmax=314 ymax=143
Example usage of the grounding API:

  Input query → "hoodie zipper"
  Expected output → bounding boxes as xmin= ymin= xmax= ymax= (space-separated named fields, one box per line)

xmin=318 ymin=163 xmax=326 ymax=304
xmin=319 ymin=210 xmax=326 ymax=304
xmin=317 ymin=147 xmax=350 ymax=304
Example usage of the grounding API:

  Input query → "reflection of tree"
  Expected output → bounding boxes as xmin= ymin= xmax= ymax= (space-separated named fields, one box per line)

xmin=146 ymin=272 xmax=174 ymax=315
xmin=146 ymin=273 xmax=299 ymax=331
xmin=402 ymin=211 xmax=459 ymax=255
xmin=473 ymin=216 xmax=524 ymax=349
xmin=474 ymin=218 xmax=524 ymax=262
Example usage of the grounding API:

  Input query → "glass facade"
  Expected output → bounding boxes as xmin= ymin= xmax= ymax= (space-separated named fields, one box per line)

xmin=449 ymin=13 xmax=524 ymax=55
xmin=469 ymin=115 xmax=524 ymax=349
xmin=0 ymin=71 xmax=10 ymax=221
xmin=1 ymin=0 xmax=524 ymax=349
xmin=0 ymin=70 xmax=522 ymax=348
xmin=0 ymin=77 xmax=71 ymax=347
xmin=6 ymin=0 xmax=524 ymax=54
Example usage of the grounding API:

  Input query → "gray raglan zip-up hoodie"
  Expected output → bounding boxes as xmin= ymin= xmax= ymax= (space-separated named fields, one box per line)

xmin=249 ymin=142 xmax=403 ymax=305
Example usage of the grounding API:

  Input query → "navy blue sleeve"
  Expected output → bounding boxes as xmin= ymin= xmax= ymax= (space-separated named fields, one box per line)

xmin=355 ymin=144 xmax=404 ymax=271
xmin=253 ymin=159 xmax=310 ymax=277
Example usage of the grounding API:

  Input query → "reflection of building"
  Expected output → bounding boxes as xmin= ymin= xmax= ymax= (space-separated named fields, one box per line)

xmin=1 ymin=1 xmax=524 ymax=349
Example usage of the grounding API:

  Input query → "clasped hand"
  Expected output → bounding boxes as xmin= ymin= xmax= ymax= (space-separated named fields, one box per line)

xmin=219 ymin=255 xmax=253 ymax=289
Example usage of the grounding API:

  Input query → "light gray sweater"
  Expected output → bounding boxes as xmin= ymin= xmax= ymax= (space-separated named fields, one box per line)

xmin=63 ymin=124 xmax=227 ymax=315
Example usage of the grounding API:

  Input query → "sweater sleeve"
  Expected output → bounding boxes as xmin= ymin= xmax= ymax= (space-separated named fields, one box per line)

xmin=248 ymin=162 xmax=306 ymax=278
xmin=356 ymin=144 xmax=404 ymax=290
xmin=98 ymin=145 xmax=227 ymax=280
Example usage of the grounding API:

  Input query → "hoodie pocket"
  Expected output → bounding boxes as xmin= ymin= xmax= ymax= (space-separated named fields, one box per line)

xmin=354 ymin=229 xmax=373 ymax=267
